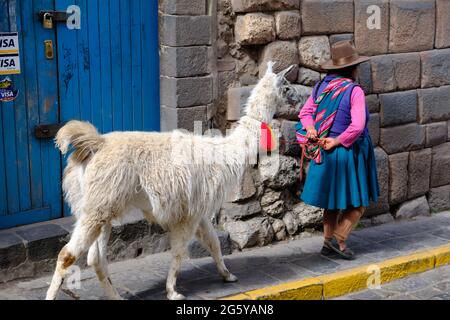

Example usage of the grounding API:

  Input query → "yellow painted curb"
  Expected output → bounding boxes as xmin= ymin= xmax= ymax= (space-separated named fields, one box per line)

xmin=245 ymin=277 xmax=323 ymax=300
xmin=428 ymin=244 xmax=450 ymax=267
xmin=221 ymin=243 xmax=450 ymax=300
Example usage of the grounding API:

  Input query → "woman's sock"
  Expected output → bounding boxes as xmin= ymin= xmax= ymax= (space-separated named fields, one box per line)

xmin=323 ymin=210 xmax=338 ymax=244
xmin=334 ymin=207 xmax=365 ymax=250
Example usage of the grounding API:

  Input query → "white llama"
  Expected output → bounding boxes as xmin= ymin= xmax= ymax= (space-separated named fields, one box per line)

xmin=46 ymin=63 xmax=296 ymax=300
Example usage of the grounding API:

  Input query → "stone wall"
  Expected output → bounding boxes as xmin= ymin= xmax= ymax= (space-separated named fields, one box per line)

xmin=159 ymin=0 xmax=217 ymax=131
xmin=215 ymin=0 xmax=450 ymax=250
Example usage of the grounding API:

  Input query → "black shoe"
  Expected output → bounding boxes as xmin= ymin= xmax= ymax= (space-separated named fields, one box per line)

xmin=320 ymin=243 xmax=335 ymax=256
xmin=325 ymin=238 xmax=356 ymax=261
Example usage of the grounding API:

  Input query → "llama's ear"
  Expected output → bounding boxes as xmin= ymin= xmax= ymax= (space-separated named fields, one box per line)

xmin=277 ymin=65 xmax=296 ymax=80
xmin=266 ymin=61 xmax=276 ymax=75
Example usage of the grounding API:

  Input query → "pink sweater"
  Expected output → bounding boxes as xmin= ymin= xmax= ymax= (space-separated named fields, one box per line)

xmin=299 ymin=86 xmax=367 ymax=148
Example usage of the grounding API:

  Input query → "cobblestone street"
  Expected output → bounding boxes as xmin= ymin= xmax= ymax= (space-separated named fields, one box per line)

xmin=0 ymin=211 xmax=448 ymax=300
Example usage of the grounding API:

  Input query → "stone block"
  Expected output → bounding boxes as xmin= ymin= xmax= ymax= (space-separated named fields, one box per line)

xmin=297 ymin=67 xmax=321 ymax=86
xmin=0 ymin=232 xmax=26 ymax=270
xmin=418 ymin=86 xmax=450 ymax=124
xmin=391 ymin=54 xmax=422 ymax=91
xmin=368 ymin=113 xmax=380 ymax=146
xmin=159 ymin=0 xmax=206 ymax=15
xmin=408 ymin=148 xmax=432 ymax=199
xmin=280 ymin=120 xmax=300 ymax=156
xmin=109 ymin=220 xmax=150 ymax=252
xmin=160 ymin=76 xmax=213 ymax=108
xmin=260 ymin=189 xmax=283 ymax=207
xmin=235 ymin=13 xmax=275 ymax=45
xmin=366 ymin=94 xmax=380 ymax=113
xmin=15 ymin=224 xmax=68 ymax=262
xmin=431 ymin=142 xmax=450 ymax=188
xmin=231 ymin=0 xmax=300 ymax=13
xmin=380 ymin=123 xmax=425 ymax=154
xmin=389 ymin=0 xmax=435 ymax=53
xmin=272 ymin=219 xmax=287 ymax=241
xmin=226 ymin=168 xmax=257 ymax=203
xmin=276 ymin=85 xmax=313 ymax=120
xmin=188 ymin=231 xmax=232 ymax=259
xmin=301 ymin=0 xmax=354 ymax=35
xmin=379 ymin=90 xmax=417 ymax=127
xmin=395 ymin=196 xmax=431 ymax=219
xmin=420 ymin=49 xmax=450 ymax=88
xmin=259 ymin=41 xmax=299 ymax=81
xmin=160 ymin=15 xmax=211 ymax=46
xmin=161 ymin=105 xmax=207 ymax=132
xmin=298 ymin=36 xmax=330 ymax=71
xmin=425 ymin=122 xmax=448 ymax=147
xmin=357 ymin=61 xmax=373 ymax=94
xmin=371 ymin=53 xmax=421 ymax=93
xmin=448 ymin=121 xmax=450 ymax=141
xmin=355 ymin=0 xmax=389 ymax=55
xmin=366 ymin=148 xmax=390 ymax=216
xmin=221 ymin=200 xmax=262 ymax=221
xmin=227 ymin=86 xmax=254 ymax=121
xmin=329 ymin=33 xmax=354 ymax=45
xmin=223 ymin=217 xmax=274 ymax=249
xmin=292 ymin=203 xmax=323 ymax=228
xmin=389 ymin=152 xmax=409 ymax=205
xmin=428 ymin=185 xmax=450 ymax=212
xmin=160 ymin=46 xmax=209 ymax=78
xmin=275 ymin=10 xmax=301 ymax=40
xmin=436 ymin=0 xmax=450 ymax=48
xmin=259 ymin=155 xmax=300 ymax=190
xmin=262 ymin=200 xmax=285 ymax=217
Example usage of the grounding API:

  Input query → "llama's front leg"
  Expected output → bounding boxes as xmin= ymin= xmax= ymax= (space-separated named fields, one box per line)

xmin=166 ymin=251 xmax=186 ymax=300
xmin=87 ymin=223 xmax=123 ymax=300
xmin=195 ymin=218 xmax=238 ymax=283
xmin=166 ymin=228 xmax=193 ymax=300
xmin=46 ymin=220 xmax=102 ymax=300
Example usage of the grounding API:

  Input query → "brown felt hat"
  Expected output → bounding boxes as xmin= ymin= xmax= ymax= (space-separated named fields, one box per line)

xmin=320 ymin=40 xmax=370 ymax=70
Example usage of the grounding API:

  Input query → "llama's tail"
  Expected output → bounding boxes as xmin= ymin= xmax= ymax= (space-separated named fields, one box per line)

xmin=55 ymin=120 xmax=105 ymax=162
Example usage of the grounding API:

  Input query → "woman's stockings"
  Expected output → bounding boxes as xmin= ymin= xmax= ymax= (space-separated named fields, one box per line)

xmin=334 ymin=207 xmax=365 ymax=250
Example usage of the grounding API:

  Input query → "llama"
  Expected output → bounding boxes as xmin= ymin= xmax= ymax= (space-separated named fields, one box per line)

xmin=46 ymin=62 xmax=296 ymax=300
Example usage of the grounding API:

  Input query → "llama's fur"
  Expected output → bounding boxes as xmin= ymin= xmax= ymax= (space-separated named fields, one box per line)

xmin=46 ymin=63 xmax=296 ymax=300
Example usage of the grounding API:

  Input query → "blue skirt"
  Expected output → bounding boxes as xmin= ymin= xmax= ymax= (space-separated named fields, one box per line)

xmin=300 ymin=135 xmax=380 ymax=210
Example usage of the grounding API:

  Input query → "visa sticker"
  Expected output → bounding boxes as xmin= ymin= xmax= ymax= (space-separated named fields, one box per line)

xmin=0 ymin=77 xmax=19 ymax=102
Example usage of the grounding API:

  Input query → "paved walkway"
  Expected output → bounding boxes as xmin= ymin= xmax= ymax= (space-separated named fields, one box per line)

xmin=0 ymin=211 xmax=449 ymax=300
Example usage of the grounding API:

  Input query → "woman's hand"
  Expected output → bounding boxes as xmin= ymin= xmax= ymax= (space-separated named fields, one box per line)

xmin=321 ymin=137 xmax=341 ymax=151
xmin=306 ymin=126 xmax=318 ymax=141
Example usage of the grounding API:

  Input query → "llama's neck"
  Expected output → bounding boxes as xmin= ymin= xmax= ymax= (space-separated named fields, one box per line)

xmin=220 ymin=116 xmax=263 ymax=169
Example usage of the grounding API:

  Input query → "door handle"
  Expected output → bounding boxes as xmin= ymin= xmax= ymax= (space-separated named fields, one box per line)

xmin=35 ymin=123 xmax=65 ymax=139
xmin=44 ymin=40 xmax=54 ymax=60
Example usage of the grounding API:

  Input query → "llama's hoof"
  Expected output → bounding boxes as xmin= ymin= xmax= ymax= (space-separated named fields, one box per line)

xmin=167 ymin=292 xmax=186 ymax=301
xmin=223 ymin=273 xmax=238 ymax=283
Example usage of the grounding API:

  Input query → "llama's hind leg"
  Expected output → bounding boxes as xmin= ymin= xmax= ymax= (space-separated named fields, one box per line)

xmin=195 ymin=217 xmax=238 ymax=283
xmin=46 ymin=218 xmax=103 ymax=300
xmin=87 ymin=223 xmax=123 ymax=300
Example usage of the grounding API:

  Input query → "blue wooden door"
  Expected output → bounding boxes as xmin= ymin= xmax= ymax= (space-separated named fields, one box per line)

xmin=55 ymin=0 xmax=160 ymax=217
xmin=0 ymin=0 xmax=62 ymax=229
xmin=0 ymin=0 xmax=160 ymax=228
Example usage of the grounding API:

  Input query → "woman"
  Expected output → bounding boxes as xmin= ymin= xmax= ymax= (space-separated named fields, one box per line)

xmin=296 ymin=40 xmax=380 ymax=260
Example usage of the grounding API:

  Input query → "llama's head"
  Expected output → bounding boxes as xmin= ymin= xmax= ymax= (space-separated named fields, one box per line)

xmin=244 ymin=62 xmax=297 ymax=123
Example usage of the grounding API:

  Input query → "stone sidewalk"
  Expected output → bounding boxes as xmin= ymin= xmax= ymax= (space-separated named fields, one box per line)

xmin=0 ymin=211 xmax=449 ymax=300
